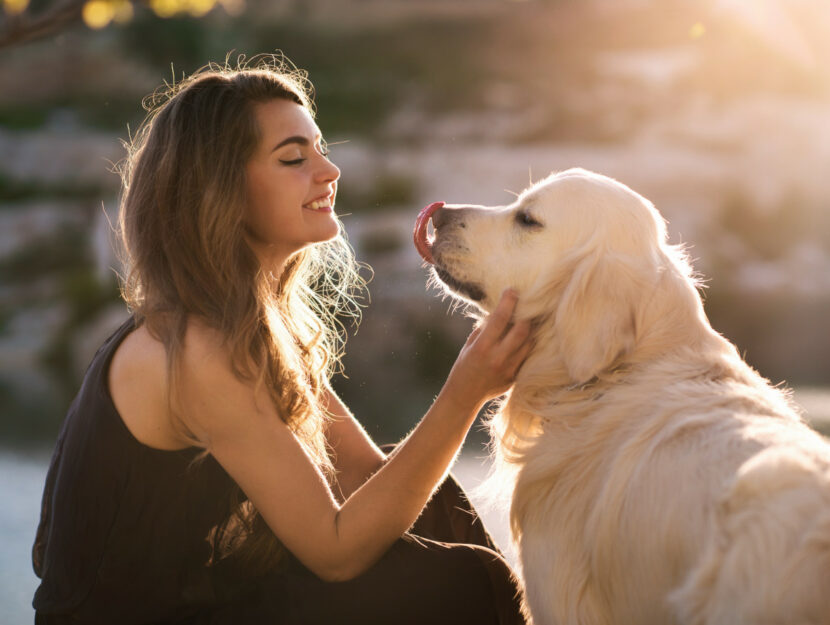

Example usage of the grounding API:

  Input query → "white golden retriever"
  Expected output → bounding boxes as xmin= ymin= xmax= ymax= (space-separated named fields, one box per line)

xmin=414 ymin=168 xmax=830 ymax=625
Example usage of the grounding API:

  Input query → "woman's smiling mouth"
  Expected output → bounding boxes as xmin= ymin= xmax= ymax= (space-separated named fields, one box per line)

xmin=304 ymin=195 xmax=333 ymax=212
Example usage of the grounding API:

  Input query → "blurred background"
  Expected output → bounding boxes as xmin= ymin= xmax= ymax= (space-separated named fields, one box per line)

xmin=2 ymin=0 xmax=830 ymax=621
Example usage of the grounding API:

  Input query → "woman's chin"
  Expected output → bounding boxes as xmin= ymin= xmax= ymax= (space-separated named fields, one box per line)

xmin=317 ymin=217 xmax=341 ymax=242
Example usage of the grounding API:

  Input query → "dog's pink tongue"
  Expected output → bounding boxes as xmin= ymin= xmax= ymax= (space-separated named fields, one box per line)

xmin=414 ymin=201 xmax=444 ymax=264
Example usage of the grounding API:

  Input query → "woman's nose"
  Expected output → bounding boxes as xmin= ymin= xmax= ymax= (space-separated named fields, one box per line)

xmin=316 ymin=155 xmax=340 ymax=183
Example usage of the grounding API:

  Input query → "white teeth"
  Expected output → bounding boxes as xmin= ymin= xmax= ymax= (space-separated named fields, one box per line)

xmin=308 ymin=199 xmax=331 ymax=210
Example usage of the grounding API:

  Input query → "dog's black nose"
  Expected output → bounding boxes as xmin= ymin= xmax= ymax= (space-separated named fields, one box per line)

xmin=432 ymin=205 xmax=463 ymax=229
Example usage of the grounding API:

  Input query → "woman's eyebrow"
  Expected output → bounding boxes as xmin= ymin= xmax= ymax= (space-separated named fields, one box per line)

xmin=271 ymin=134 xmax=322 ymax=152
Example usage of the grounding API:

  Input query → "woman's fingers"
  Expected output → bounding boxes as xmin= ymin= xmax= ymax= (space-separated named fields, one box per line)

xmin=477 ymin=292 xmax=533 ymax=382
xmin=475 ymin=289 xmax=519 ymax=349
xmin=498 ymin=318 xmax=532 ymax=355
xmin=464 ymin=323 xmax=484 ymax=346
xmin=445 ymin=289 xmax=534 ymax=405
xmin=492 ymin=319 xmax=532 ymax=374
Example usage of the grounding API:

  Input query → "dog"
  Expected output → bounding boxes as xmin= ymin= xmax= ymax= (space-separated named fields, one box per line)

xmin=415 ymin=168 xmax=830 ymax=625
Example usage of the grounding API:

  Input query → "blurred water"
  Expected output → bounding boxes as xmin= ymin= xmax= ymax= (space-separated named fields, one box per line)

xmin=1 ymin=448 xmax=50 ymax=625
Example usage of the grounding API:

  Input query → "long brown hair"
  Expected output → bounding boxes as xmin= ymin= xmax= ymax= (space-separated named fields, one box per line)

xmin=116 ymin=54 xmax=366 ymax=575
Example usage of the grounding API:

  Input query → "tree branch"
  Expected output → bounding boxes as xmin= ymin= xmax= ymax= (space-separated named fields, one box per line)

xmin=0 ymin=0 xmax=89 ymax=51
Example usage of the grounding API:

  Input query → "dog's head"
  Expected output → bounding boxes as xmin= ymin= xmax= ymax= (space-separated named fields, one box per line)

xmin=418 ymin=168 xmax=698 ymax=385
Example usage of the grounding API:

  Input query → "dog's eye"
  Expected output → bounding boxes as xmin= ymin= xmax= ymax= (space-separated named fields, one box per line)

xmin=516 ymin=211 xmax=543 ymax=228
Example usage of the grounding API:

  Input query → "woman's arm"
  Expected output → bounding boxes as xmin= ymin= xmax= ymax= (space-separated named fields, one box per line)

xmin=322 ymin=386 xmax=386 ymax=501
xmin=179 ymin=290 xmax=531 ymax=582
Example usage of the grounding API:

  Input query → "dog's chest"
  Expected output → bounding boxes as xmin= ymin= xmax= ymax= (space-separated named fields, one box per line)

xmin=509 ymin=420 xmax=696 ymax=625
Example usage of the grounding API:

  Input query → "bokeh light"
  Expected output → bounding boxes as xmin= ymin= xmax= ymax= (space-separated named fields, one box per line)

xmin=82 ymin=0 xmax=115 ymax=29
xmin=2 ymin=0 xmax=29 ymax=15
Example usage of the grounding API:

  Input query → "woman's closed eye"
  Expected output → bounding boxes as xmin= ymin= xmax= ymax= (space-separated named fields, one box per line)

xmin=279 ymin=146 xmax=330 ymax=166
xmin=280 ymin=157 xmax=307 ymax=166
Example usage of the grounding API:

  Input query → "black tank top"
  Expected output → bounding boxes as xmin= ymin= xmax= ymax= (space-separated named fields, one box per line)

xmin=32 ymin=316 xmax=241 ymax=624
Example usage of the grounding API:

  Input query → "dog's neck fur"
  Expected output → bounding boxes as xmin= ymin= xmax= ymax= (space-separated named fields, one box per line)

xmin=491 ymin=259 xmax=754 ymax=467
xmin=525 ymin=261 xmax=728 ymax=386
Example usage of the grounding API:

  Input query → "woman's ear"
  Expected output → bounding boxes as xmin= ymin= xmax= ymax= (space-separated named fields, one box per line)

xmin=554 ymin=253 xmax=644 ymax=385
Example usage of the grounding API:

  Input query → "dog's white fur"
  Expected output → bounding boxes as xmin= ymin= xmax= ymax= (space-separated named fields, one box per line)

xmin=429 ymin=169 xmax=830 ymax=625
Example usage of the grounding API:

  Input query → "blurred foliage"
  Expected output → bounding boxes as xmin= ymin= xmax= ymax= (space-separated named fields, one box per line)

xmin=120 ymin=12 xmax=217 ymax=68
xmin=704 ymin=287 xmax=830 ymax=388
xmin=39 ymin=271 xmax=121 ymax=395
xmin=3 ymin=0 xmax=830 ymax=448
xmin=336 ymin=171 xmax=418 ymax=214
xmin=241 ymin=16 xmax=495 ymax=137
xmin=366 ymin=173 xmax=418 ymax=209
xmin=718 ymin=189 xmax=823 ymax=261
xmin=0 ymin=105 xmax=51 ymax=129
xmin=410 ymin=320 xmax=461 ymax=388
xmin=6 ymin=1 xmax=827 ymax=138
xmin=0 ymin=222 xmax=121 ymax=443
xmin=359 ymin=229 xmax=403 ymax=256
xmin=0 ymin=173 xmax=107 ymax=203
xmin=329 ymin=301 xmax=495 ymax=448
xmin=0 ymin=228 xmax=89 ymax=284
xmin=1 ymin=12 xmax=497 ymax=138
xmin=699 ymin=187 xmax=830 ymax=387
xmin=330 ymin=304 xmax=466 ymax=444
xmin=0 ymin=377 xmax=67 ymax=444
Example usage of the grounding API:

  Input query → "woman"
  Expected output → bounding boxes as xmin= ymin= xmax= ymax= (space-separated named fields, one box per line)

xmin=32 ymin=56 xmax=532 ymax=624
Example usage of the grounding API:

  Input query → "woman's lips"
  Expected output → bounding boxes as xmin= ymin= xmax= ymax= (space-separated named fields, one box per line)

xmin=304 ymin=204 xmax=333 ymax=213
xmin=413 ymin=201 xmax=444 ymax=264
xmin=304 ymin=194 xmax=334 ymax=211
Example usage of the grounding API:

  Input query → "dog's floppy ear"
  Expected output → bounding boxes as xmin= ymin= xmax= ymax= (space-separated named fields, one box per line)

xmin=554 ymin=253 xmax=644 ymax=384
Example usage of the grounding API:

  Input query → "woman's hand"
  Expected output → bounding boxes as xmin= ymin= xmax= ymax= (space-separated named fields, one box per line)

xmin=442 ymin=289 xmax=533 ymax=413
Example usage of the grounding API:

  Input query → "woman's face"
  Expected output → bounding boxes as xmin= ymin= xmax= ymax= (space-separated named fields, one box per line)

xmin=244 ymin=98 xmax=341 ymax=269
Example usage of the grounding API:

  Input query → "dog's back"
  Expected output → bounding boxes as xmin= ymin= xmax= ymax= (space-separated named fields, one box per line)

xmin=500 ymin=347 xmax=830 ymax=625
xmin=672 ymin=432 xmax=830 ymax=625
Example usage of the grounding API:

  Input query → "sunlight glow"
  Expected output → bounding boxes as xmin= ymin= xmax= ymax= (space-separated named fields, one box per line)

xmin=717 ymin=0 xmax=817 ymax=70
xmin=689 ymin=22 xmax=706 ymax=40
xmin=149 ymin=0 xmax=179 ymax=18
xmin=2 ymin=0 xmax=29 ymax=15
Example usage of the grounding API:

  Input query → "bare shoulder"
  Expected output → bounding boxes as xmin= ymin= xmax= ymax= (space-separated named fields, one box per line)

xmin=109 ymin=322 xmax=195 ymax=451
xmin=176 ymin=318 xmax=281 ymax=449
